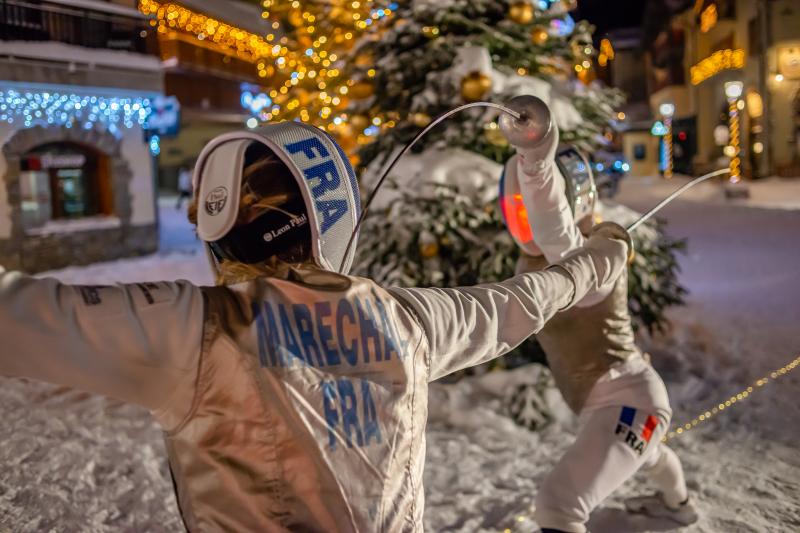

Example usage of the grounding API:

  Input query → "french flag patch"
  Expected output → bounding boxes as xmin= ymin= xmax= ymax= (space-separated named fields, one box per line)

xmin=616 ymin=406 xmax=660 ymax=454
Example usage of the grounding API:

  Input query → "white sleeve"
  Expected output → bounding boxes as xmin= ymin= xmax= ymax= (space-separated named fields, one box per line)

xmin=516 ymin=153 xmax=585 ymax=262
xmin=389 ymin=267 xmax=576 ymax=382
xmin=0 ymin=271 xmax=204 ymax=419
xmin=515 ymin=155 xmax=611 ymax=307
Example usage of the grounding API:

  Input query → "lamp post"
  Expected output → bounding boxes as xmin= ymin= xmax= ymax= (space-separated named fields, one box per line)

xmin=723 ymin=81 xmax=750 ymax=198
xmin=659 ymin=102 xmax=675 ymax=179
xmin=724 ymin=81 xmax=743 ymax=183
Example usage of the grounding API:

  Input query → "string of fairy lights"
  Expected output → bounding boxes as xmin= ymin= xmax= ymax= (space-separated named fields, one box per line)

xmin=662 ymin=353 xmax=800 ymax=442
xmin=501 ymin=353 xmax=800 ymax=532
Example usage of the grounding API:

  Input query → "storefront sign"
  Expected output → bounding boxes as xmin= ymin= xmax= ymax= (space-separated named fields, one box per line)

xmin=40 ymin=153 xmax=86 ymax=169
xmin=145 ymin=95 xmax=180 ymax=137
xmin=690 ymin=48 xmax=745 ymax=85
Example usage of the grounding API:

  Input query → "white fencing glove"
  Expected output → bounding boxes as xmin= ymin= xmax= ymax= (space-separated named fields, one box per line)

xmin=549 ymin=222 xmax=630 ymax=308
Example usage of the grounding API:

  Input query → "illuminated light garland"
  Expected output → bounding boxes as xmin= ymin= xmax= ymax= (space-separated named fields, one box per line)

xmin=727 ymin=98 xmax=741 ymax=183
xmin=0 ymin=86 xmax=152 ymax=131
xmin=690 ymin=49 xmax=745 ymax=85
xmin=502 ymin=354 xmax=800 ymax=532
xmin=663 ymin=116 xmax=673 ymax=179
xmin=662 ymin=354 xmax=800 ymax=442
xmin=138 ymin=0 xmax=276 ymax=62
xmin=700 ymin=3 xmax=718 ymax=33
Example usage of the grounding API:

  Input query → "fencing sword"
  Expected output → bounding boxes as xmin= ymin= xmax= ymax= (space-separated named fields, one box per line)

xmin=340 ymin=95 xmax=730 ymax=271
xmin=626 ymin=168 xmax=730 ymax=232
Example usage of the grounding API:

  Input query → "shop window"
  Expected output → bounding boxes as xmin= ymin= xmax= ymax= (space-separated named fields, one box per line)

xmin=19 ymin=142 xmax=114 ymax=228
xmin=633 ymin=144 xmax=647 ymax=160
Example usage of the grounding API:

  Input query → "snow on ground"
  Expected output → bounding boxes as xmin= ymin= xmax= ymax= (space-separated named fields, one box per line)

xmin=1 ymin=185 xmax=799 ymax=532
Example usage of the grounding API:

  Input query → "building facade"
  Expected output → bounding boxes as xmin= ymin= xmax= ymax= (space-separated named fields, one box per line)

xmin=0 ymin=0 xmax=162 ymax=272
xmin=137 ymin=0 xmax=274 ymax=191
xmin=648 ymin=0 xmax=800 ymax=177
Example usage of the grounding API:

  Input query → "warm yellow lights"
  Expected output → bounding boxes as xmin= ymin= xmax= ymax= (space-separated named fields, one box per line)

xmin=139 ymin=0 xmax=391 ymax=138
xmin=139 ymin=0 xmax=275 ymax=62
xmin=700 ymin=3 xmax=718 ymax=33
xmin=663 ymin=355 xmax=800 ymax=442
xmin=690 ymin=49 xmax=745 ymax=85
xmin=600 ymin=38 xmax=614 ymax=60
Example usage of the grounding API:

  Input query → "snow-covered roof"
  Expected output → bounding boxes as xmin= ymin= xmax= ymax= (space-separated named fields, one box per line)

xmin=43 ymin=0 xmax=146 ymax=19
xmin=0 ymin=41 xmax=161 ymax=72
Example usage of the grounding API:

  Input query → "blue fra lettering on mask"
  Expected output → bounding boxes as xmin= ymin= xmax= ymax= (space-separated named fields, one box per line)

xmin=285 ymin=137 xmax=348 ymax=233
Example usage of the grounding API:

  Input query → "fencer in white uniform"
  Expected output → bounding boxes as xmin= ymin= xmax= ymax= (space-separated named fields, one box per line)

xmin=0 ymin=122 xmax=631 ymax=532
xmin=504 ymin=122 xmax=699 ymax=533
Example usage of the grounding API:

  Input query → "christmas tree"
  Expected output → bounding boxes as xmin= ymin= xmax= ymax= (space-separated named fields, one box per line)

xmin=340 ymin=0 xmax=686 ymax=352
xmin=254 ymin=0 xmax=392 ymax=153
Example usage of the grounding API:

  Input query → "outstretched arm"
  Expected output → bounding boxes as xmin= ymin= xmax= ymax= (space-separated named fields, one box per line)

xmin=511 ymin=126 xmax=613 ymax=306
xmin=512 ymin=124 xmax=585 ymax=262
xmin=0 ymin=269 xmax=204 ymax=427
xmin=389 ymin=234 xmax=627 ymax=381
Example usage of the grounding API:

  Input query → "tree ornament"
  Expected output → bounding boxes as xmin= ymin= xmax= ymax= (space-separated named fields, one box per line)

xmin=355 ymin=53 xmax=373 ymax=67
xmin=412 ymin=112 xmax=432 ymax=127
xmin=349 ymin=80 xmax=374 ymax=99
xmin=419 ymin=230 xmax=439 ymax=258
xmin=460 ymin=71 xmax=492 ymax=102
xmin=348 ymin=114 xmax=369 ymax=131
xmin=420 ymin=241 xmax=439 ymax=258
xmin=560 ymin=0 xmax=578 ymax=11
xmin=508 ymin=1 xmax=534 ymax=24
xmin=531 ymin=27 xmax=549 ymax=45
xmin=422 ymin=26 xmax=440 ymax=39
xmin=288 ymin=10 xmax=304 ymax=28
xmin=295 ymin=88 xmax=312 ymax=106
xmin=298 ymin=34 xmax=313 ymax=49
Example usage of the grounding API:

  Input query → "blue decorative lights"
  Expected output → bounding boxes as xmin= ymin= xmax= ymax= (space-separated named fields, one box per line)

xmin=0 ymin=88 xmax=153 ymax=130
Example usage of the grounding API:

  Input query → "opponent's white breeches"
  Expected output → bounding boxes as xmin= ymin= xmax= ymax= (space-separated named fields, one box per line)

xmin=534 ymin=355 xmax=688 ymax=533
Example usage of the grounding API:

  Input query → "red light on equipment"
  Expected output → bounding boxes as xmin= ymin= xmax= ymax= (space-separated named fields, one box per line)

xmin=500 ymin=193 xmax=534 ymax=244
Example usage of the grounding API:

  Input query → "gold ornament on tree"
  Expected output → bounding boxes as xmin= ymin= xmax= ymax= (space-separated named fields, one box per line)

xmin=460 ymin=71 xmax=492 ymax=102
xmin=348 ymin=114 xmax=369 ymax=131
xmin=531 ymin=27 xmax=549 ymax=45
xmin=508 ymin=1 xmax=534 ymax=24
xmin=349 ymin=80 xmax=374 ymax=99
xmin=419 ymin=230 xmax=439 ymax=259
xmin=412 ymin=112 xmax=432 ymax=127
xmin=355 ymin=53 xmax=373 ymax=67
xmin=288 ymin=9 xmax=304 ymax=28
xmin=422 ymin=26 xmax=440 ymax=39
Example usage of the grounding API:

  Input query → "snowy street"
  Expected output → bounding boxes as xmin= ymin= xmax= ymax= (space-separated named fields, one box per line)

xmin=1 ymin=181 xmax=799 ymax=532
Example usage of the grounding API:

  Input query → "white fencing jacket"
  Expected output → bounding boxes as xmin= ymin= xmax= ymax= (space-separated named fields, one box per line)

xmin=0 ymin=248 xmax=620 ymax=532
xmin=512 ymin=153 xmax=640 ymax=412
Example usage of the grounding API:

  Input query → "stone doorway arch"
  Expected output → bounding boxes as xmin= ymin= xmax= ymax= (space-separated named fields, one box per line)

xmin=0 ymin=124 xmax=148 ymax=272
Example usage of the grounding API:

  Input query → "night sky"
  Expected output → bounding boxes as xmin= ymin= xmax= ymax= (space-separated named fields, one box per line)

xmin=574 ymin=0 xmax=647 ymax=39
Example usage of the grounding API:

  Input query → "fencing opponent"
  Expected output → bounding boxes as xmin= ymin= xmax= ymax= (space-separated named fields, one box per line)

xmin=0 ymin=121 xmax=631 ymax=532
xmin=500 ymin=118 xmax=699 ymax=533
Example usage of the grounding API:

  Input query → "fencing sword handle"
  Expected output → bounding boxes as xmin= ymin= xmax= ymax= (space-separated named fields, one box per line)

xmin=626 ymin=169 xmax=730 ymax=233
xmin=498 ymin=95 xmax=552 ymax=149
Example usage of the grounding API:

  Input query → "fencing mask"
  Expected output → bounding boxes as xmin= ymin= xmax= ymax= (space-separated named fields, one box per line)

xmin=193 ymin=121 xmax=361 ymax=274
